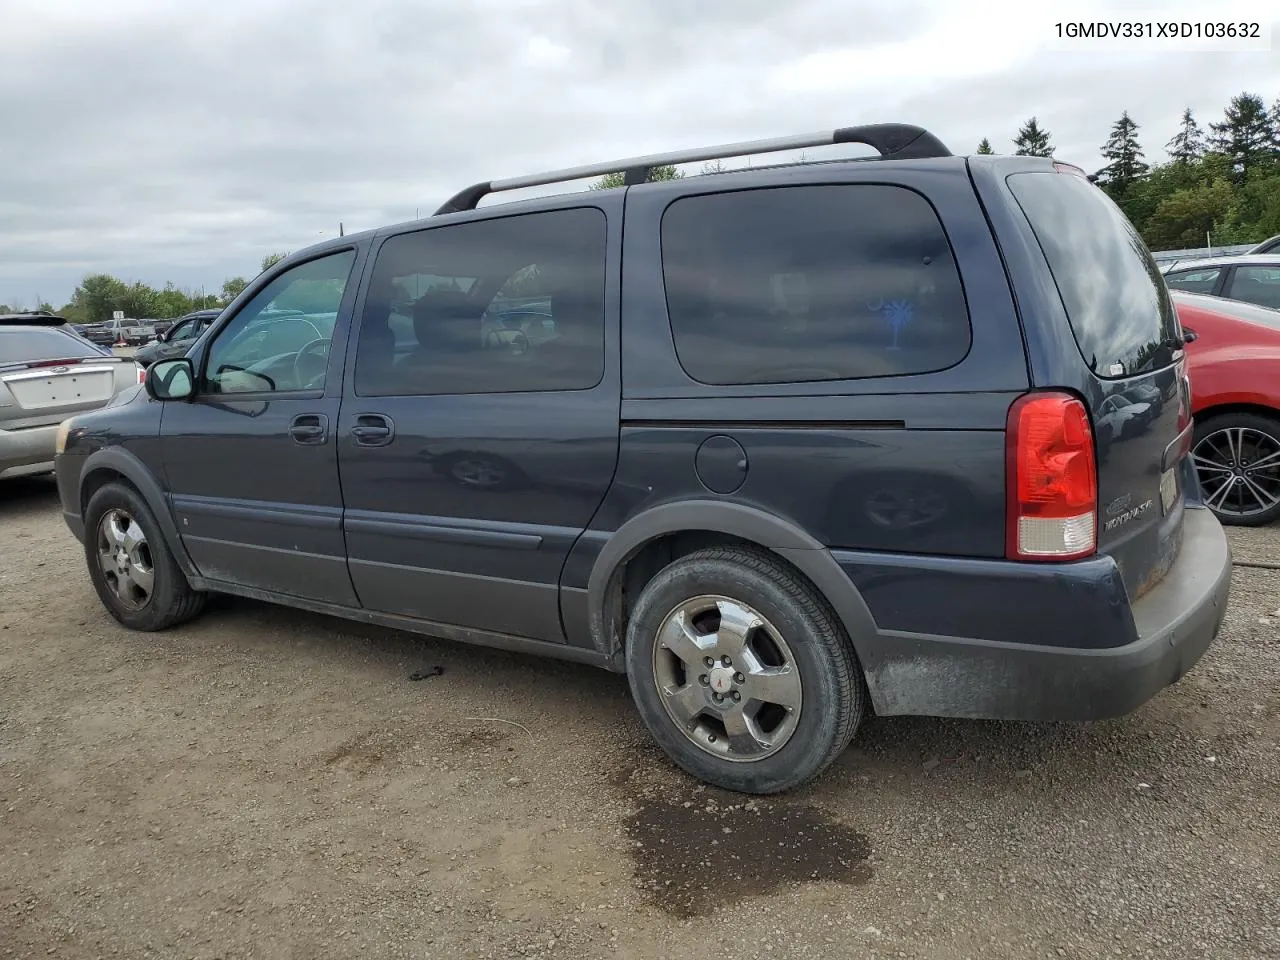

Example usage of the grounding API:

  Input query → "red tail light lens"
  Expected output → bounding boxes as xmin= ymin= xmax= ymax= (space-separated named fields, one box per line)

xmin=1006 ymin=392 xmax=1097 ymax=561
xmin=137 ymin=365 xmax=146 ymax=384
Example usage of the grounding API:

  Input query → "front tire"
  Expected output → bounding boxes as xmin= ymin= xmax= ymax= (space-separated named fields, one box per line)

xmin=83 ymin=481 xmax=206 ymax=630
xmin=1192 ymin=412 xmax=1280 ymax=526
xmin=625 ymin=546 xmax=864 ymax=794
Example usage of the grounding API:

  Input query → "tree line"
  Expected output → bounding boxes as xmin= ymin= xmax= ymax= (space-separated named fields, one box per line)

xmin=977 ymin=92 xmax=1280 ymax=250
xmin=8 ymin=93 xmax=1277 ymax=323
xmin=1 ymin=252 xmax=288 ymax=325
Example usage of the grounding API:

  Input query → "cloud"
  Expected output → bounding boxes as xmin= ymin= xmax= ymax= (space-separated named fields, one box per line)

xmin=0 ymin=0 xmax=1276 ymax=306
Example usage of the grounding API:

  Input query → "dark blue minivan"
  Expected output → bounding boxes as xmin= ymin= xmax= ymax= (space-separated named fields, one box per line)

xmin=54 ymin=124 xmax=1231 ymax=793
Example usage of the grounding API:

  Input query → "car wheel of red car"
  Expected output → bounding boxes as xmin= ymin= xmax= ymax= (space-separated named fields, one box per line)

xmin=1192 ymin=412 xmax=1280 ymax=526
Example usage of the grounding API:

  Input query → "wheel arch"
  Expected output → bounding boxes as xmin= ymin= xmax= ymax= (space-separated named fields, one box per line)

xmin=1193 ymin=401 xmax=1280 ymax=426
xmin=79 ymin=446 xmax=199 ymax=580
xmin=585 ymin=500 xmax=881 ymax=674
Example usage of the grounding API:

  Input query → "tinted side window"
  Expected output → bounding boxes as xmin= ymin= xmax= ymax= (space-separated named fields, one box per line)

xmin=1007 ymin=171 xmax=1180 ymax=379
xmin=166 ymin=318 xmax=196 ymax=341
xmin=354 ymin=208 xmax=606 ymax=397
xmin=660 ymin=185 xmax=971 ymax=386
xmin=1226 ymin=266 xmax=1280 ymax=309
xmin=1164 ymin=268 xmax=1221 ymax=295
xmin=204 ymin=250 xmax=355 ymax=394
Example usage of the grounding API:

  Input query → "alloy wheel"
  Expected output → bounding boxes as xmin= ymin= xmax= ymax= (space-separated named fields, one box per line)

xmin=96 ymin=509 xmax=155 ymax=610
xmin=1192 ymin=426 xmax=1280 ymax=520
xmin=651 ymin=595 xmax=803 ymax=762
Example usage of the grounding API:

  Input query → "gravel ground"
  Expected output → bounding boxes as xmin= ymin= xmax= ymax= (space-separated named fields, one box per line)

xmin=2 ymin=474 xmax=1278 ymax=960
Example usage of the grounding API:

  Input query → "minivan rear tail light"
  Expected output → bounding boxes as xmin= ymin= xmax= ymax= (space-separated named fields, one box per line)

xmin=1006 ymin=391 xmax=1097 ymax=561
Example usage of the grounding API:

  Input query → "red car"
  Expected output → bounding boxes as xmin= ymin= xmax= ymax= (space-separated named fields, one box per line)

xmin=1175 ymin=290 xmax=1280 ymax=525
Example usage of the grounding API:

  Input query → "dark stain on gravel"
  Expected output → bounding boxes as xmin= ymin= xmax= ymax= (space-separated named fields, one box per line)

xmin=623 ymin=790 xmax=872 ymax=918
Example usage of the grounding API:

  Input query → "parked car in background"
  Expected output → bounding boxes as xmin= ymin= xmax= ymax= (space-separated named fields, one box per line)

xmin=1174 ymin=290 xmax=1280 ymax=526
xmin=1247 ymin=235 xmax=1280 ymax=255
xmin=68 ymin=325 xmax=113 ymax=355
xmin=76 ymin=323 xmax=117 ymax=347
xmin=1150 ymin=244 xmax=1254 ymax=271
xmin=1 ymin=313 xmax=143 ymax=480
xmin=134 ymin=308 xmax=222 ymax=368
xmin=85 ymin=317 xmax=157 ymax=346
xmin=1162 ymin=254 xmax=1280 ymax=310
xmin=53 ymin=125 xmax=1231 ymax=795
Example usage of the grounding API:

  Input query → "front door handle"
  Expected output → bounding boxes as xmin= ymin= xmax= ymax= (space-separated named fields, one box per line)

xmin=289 ymin=413 xmax=328 ymax=445
xmin=351 ymin=414 xmax=394 ymax=447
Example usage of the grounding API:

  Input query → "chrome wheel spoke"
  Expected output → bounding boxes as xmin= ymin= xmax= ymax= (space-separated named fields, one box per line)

xmin=713 ymin=600 xmax=761 ymax=658
xmin=120 ymin=519 xmax=146 ymax=555
xmin=745 ymin=665 xmax=802 ymax=712
xmin=722 ymin=707 xmax=770 ymax=757
xmin=127 ymin=565 xmax=155 ymax=599
xmin=657 ymin=610 xmax=713 ymax=666
xmin=97 ymin=550 xmax=116 ymax=575
xmin=1246 ymin=447 xmax=1280 ymax=471
xmin=1192 ymin=454 xmax=1231 ymax=474
xmin=1241 ymin=474 xmax=1278 ymax=510
xmin=111 ymin=571 xmax=134 ymax=602
xmin=1205 ymin=477 xmax=1235 ymax=510
xmin=664 ymin=682 xmax=708 ymax=728
xmin=103 ymin=513 xmax=128 ymax=549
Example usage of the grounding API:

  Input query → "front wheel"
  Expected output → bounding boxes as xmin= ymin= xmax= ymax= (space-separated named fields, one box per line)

xmin=1192 ymin=412 xmax=1280 ymax=526
xmin=83 ymin=481 xmax=206 ymax=630
xmin=625 ymin=546 xmax=864 ymax=794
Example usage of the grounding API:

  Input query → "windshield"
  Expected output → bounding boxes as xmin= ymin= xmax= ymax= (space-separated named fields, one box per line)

xmin=0 ymin=327 xmax=104 ymax=365
xmin=1007 ymin=171 xmax=1182 ymax=379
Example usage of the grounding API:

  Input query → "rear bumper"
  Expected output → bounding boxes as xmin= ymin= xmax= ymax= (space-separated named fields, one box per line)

xmin=852 ymin=506 xmax=1232 ymax=721
xmin=0 ymin=423 xmax=58 ymax=479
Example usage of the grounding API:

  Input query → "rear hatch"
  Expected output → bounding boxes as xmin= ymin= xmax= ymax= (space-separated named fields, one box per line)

xmin=1005 ymin=167 xmax=1190 ymax=600
xmin=0 ymin=326 xmax=138 ymax=428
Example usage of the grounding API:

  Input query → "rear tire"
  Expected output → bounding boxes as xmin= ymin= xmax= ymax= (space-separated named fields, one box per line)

xmin=83 ymin=481 xmax=206 ymax=630
xmin=1192 ymin=412 xmax=1280 ymax=526
xmin=625 ymin=545 xmax=864 ymax=794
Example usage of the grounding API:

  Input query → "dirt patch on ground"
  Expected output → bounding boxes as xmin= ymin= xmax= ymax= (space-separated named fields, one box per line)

xmin=624 ymin=786 xmax=872 ymax=919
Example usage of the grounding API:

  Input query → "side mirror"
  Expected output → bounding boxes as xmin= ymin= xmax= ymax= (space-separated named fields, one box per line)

xmin=145 ymin=358 xmax=195 ymax=401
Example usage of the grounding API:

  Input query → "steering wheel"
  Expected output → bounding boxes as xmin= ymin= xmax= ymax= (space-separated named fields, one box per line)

xmin=293 ymin=338 xmax=330 ymax=389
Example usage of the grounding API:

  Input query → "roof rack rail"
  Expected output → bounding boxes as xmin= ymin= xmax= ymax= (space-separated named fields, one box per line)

xmin=434 ymin=123 xmax=951 ymax=215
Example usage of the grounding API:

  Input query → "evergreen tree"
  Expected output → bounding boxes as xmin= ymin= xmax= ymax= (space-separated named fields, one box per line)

xmin=1166 ymin=108 xmax=1204 ymax=165
xmin=1098 ymin=111 xmax=1149 ymax=195
xmin=1013 ymin=118 xmax=1054 ymax=157
xmin=1209 ymin=93 xmax=1274 ymax=180
xmin=976 ymin=138 xmax=994 ymax=154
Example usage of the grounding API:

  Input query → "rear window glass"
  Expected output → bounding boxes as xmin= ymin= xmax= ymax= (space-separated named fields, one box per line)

xmin=0 ymin=327 xmax=102 ymax=364
xmin=1007 ymin=171 xmax=1181 ymax=378
xmin=660 ymin=185 xmax=972 ymax=385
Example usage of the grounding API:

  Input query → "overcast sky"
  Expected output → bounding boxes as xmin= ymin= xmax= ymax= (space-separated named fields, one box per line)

xmin=1 ymin=0 xmax=1276 ymax=308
